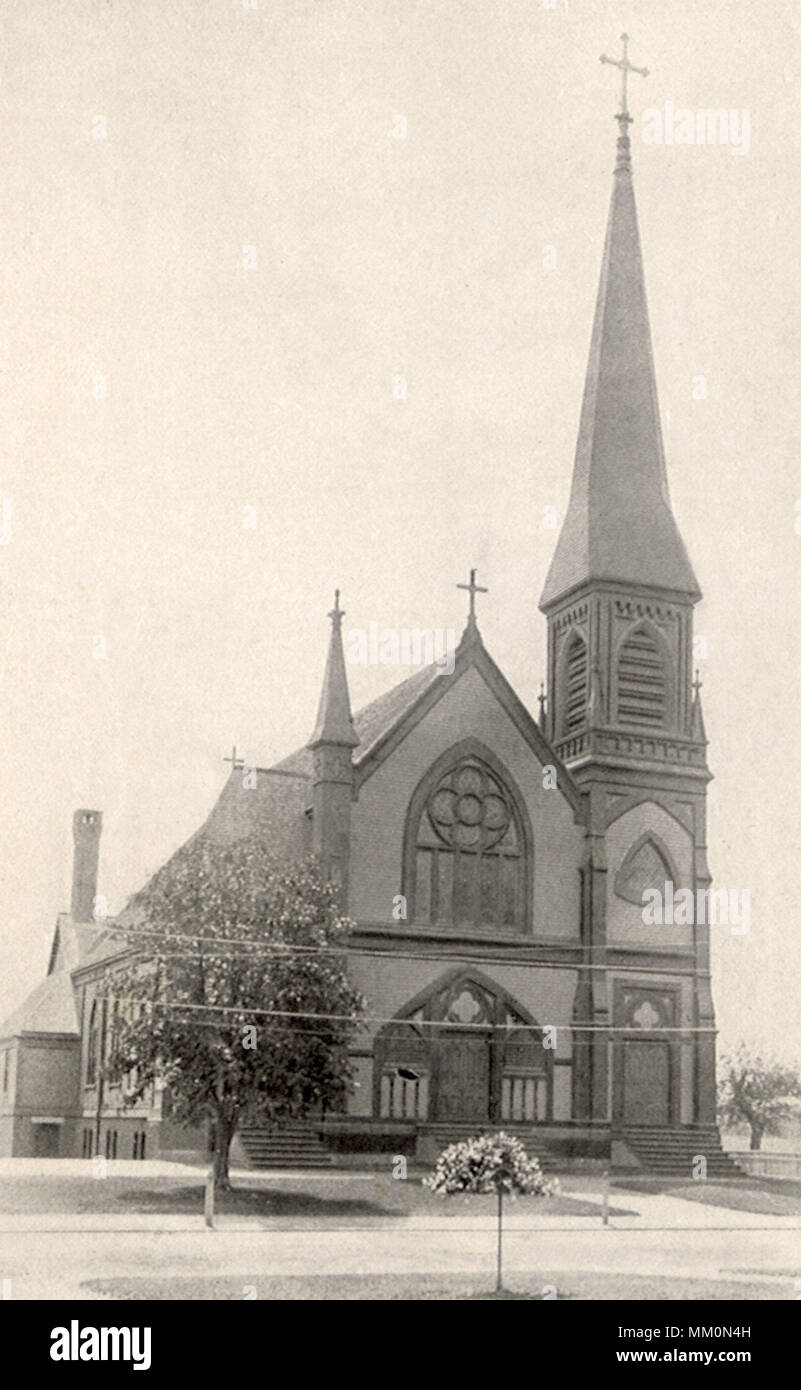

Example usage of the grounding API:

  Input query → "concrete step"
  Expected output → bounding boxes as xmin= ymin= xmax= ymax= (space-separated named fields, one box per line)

xmin=616 ymin=1126 xmax=742 ymax=1177
xmin=238 ymin=1123 xmax=334 ymax=1169
xmin=422 ymin=1124 xmax=557 ymax=1171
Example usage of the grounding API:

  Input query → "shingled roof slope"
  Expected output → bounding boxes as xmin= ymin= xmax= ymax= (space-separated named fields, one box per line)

xmin=0 ymin=971 xmax=80 ymax=1039
xmin=273 ymin=659 xmax=442 ymax=777
xmin=75 ymin=766 xmax=312 ymax=974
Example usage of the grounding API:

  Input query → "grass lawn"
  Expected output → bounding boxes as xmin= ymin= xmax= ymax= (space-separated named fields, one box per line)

xmin=3 ymin=1168 xmax=797 ymax=1221
xmin=614 ymin=1175 xmax=801 ymax=1216
xmin=81 ymin=1270 xmax=791 ymax=1300
xmin=0 ymin=1173 xmax=636 ymax=1221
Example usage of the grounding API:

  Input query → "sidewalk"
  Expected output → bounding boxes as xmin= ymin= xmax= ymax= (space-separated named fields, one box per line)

xmin=0 ymin=1158 xmax=379 ymax=1181
xmin=1 ymin=1188 xmax=798 ymax=1234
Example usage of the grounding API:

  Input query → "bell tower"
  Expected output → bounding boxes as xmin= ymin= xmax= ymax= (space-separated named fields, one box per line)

xmin=540 ymin=40 xmax=717 ymax=1133
xmin=540 ymin=46 xmax=707 ymax=791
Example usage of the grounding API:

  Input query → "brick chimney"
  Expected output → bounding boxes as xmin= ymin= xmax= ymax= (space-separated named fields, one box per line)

xmin=71 ymin=809 xmax=102 ymax=922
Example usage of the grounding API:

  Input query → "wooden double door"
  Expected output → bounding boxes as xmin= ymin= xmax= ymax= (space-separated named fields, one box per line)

xmin=436 ymin=1031 xmax=491 ymax=1122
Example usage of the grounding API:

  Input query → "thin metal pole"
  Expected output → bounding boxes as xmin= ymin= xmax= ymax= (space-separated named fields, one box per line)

xmin=496 ymin=1189 xmax=503 ymax=1292
xmin=204 ymin=1156 xmax=215 ymax=1229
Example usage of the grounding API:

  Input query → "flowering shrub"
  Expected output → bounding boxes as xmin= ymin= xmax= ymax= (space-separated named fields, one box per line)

xmin=424 ymin=1131 xmax=558 ymax=1292
xmin=424 ymin=1131 xmax=558 ymax=1198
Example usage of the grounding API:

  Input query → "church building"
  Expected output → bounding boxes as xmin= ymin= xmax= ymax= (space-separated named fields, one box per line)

xmin=0 ymin=66 xmax=736 ymax=1174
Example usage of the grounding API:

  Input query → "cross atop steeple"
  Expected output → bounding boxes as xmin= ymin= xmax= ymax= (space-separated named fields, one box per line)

xmin=457 ymin=568 xmax=488 ymax=625
xmin=309 ymin=589 xmax=358 ymax=749
xmin=540 ymin=38 xmax=699 ymax=611
xmin=600 ymin=33 xmax=648 ymax=126
xmin=328 ymin=588 xmax=345 ymax=631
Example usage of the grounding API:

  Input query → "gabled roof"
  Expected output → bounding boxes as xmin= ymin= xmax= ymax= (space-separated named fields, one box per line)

xmin=0 ymin=971 xmax=80 ymax=1039
xmin=349 ymin=622 xmax=585 ymax=816
xmin=46 ymin=915 xmax=103 ymax=976
xmin=72 ymin=622 xmax=583 ymax=989
xmin=541 ymin=125 xmax=700 ymax=609
xmin=275 ymin=622 xmax=583 ymax=813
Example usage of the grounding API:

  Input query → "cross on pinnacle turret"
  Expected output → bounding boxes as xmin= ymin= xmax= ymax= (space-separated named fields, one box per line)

xmin=457 ymin=568 xmax=488 ymax=624
xmin=600 ymin=33 xmax=648 ymax=126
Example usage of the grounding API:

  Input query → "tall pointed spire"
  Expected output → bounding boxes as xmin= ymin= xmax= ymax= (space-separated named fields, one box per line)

xmin=309 ymin=590 xmax=359 ymax=748
xmin=541 ymin=42 xmax=699 ymax=610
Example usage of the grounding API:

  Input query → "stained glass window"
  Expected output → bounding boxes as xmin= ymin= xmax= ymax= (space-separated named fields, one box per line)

xmin=413 ymin=757 xmax=525 ymax=931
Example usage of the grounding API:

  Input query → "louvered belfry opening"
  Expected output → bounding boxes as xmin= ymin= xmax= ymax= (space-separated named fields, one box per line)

xmin=617 ymin=625 xmax=668 ymax=728
xmin=564 ymin=633 xmax=588 ymax=733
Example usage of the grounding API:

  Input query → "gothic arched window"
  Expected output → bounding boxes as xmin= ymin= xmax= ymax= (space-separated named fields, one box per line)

xmin=616 ymin=623 xmax=669 ymax=729
xmin=86 ymin=1001 xmax=99 ymax=1086
xmin=107 ymin=999 xmax=120 ymax=1064
xmin=408 ymin=751 xmax=528 ymax=932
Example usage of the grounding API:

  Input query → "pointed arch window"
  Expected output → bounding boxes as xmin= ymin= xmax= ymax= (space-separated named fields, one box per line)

xmin=616 ymin=624 xmax=668 ymax=728
xmin=562 ymin=631 xmax=588 ymax=734
xmin=408 ymin=751 xmax=529 ymax=933
xmin=86 ymin=1001 xmax=99 ymax=1087
xmin=107 ymin=999 xmax=120 ymax=1063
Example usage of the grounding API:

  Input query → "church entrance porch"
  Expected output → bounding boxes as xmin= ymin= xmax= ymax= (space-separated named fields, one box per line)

xmin=372 ymin=970 xmax=553 ymax=1127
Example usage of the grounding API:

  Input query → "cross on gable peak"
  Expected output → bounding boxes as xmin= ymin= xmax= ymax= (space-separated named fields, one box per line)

xmin=223 ymin=744 xmax=243 ymax=769
xmin=457 ymin=567 xmax=488 ymax=624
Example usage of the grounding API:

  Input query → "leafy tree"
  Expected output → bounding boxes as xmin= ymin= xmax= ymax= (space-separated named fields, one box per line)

xmin=104 ymin=838 xmax=365 ymax=1187
xmin=717 ymin=1046 xmax=801 ymax=1150
xmin=424 ymin=1131 xmax=558 ymax=1294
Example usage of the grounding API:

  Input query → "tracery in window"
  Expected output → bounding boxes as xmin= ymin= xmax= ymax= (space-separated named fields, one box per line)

xmin=412 ymin=756 xmax=525 ymax=931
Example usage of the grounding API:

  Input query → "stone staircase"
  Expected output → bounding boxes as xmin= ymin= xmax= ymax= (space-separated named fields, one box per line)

xmin=616 ymin=1125 xmax=743 ymax=1178
xmin=238 ymin=1122 xmax=334 ymax=1169
xmin=421 ymin=1122 xmax=558 ymax=1172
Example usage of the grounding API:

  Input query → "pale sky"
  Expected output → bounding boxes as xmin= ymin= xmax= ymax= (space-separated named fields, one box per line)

xmin=1 ymin=0 xmax=799 ymax=1061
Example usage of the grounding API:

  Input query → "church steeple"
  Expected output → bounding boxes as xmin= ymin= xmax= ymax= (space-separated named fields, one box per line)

xmin=309 ymin=590 xmax=359 ymax=749
xmin=540 ymin=46 xmax=706 ymax=771
xmin=309 ymin=590 xmax=358 ymax=903
xmin=541 ymin=37 xmax=699 ymax=611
